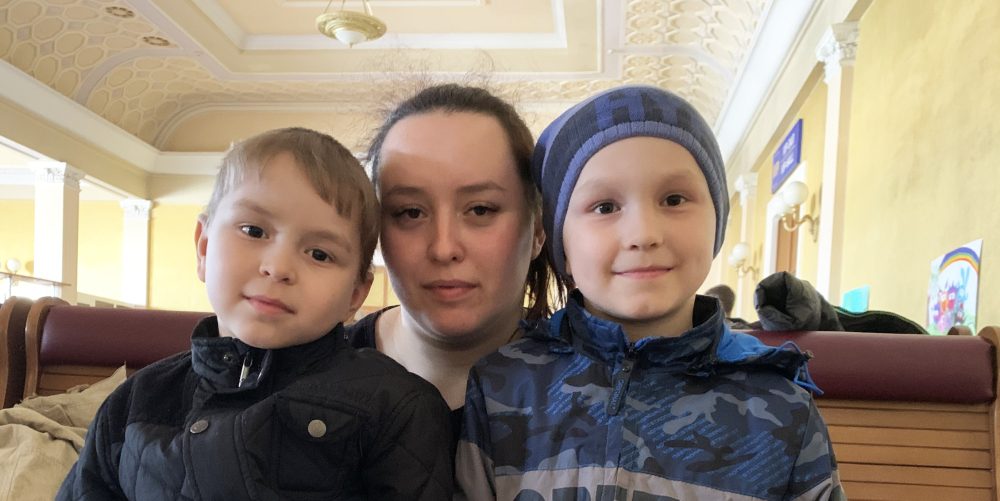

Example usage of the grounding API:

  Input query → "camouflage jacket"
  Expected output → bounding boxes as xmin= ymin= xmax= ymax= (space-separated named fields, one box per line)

xmin=456 ymin=293 xmax=845 ymax=501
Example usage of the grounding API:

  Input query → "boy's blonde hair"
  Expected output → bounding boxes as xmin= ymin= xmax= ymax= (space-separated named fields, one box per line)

xmin=204 ymin=127 xmax=379 ymax=280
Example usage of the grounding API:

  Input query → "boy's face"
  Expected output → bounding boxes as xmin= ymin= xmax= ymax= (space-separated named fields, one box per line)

xmin=562 ymin=137 xmax=716 ymax=339
xmin=195 ymin=152 xmax=372 ymax=349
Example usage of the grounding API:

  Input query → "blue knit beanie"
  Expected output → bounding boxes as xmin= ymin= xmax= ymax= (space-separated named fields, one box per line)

xmin=531 ymin=85 xmax=729 ymax=279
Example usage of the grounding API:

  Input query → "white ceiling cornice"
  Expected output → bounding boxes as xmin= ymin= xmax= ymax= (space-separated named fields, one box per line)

xmin=0 ymin=60 xmax=221 ymax=176
xmin=716 ymin=0 xmax=818 ymax=166
xmin=190 ymin=0 xmax=564 ymax=51
xmin=0 ymin=59 xmax=160 ymax=172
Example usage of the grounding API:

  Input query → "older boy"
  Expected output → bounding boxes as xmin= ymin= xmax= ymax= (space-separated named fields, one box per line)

xmin=58 ymin=128 xmax=453 ymax=500
xmin=457 ymin=86 xmax=843 ymax=500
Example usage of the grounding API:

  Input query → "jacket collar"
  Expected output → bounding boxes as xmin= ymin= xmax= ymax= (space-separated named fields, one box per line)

xmin=530 ymin=291 xmax=817 ymax=388
xmin=190 ymin=316 xmax=345 ymax=393
xmin=542 ymin=290 xmax=724 ymax=371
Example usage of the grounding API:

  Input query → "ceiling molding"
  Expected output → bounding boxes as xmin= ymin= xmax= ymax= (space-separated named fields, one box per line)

xmin=723 ymin=0 xmax=864 ymax=194
xmin=0 ymin=60 xmax=159 ymax=172
xmin=192 ymin=0 xmax=564 ymax=51
xmin=715 ymin=0 xmax=818 ymax=171
xmin=154 ymin=152 xmax=225 ymax=175
xmin=241 ymin=31 xmax=568 ymax=51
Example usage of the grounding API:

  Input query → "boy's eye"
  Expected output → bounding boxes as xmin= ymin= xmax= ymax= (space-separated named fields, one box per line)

xmin=592 ymin=202 xmax=618 ymax=214
xmin=308 ymin=249 xmax=333 ymax=263
xmin=664 ymin=194 xmax=687 ymax=207
xmin=240 ymin=225 xmax=266 ymax=238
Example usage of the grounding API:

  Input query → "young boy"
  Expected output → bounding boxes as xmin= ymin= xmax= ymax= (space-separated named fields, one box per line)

xmin=58 ymin=128 xmax=453 ymax=500
xmin=457 ymin=87 xmax=844 ymax=500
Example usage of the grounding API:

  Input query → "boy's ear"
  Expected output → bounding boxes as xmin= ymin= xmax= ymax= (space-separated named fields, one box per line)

xmin=194 ymin=214 xmax=209 ymax=283
xmin=345 ymin=268 xmax=375 ymax=323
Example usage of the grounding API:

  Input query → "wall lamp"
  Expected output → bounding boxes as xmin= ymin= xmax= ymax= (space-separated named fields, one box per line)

xmin=778 ymin=180 xmax=819 ymax=241
xmin=727 ymin=242 xmax=759 ymax=279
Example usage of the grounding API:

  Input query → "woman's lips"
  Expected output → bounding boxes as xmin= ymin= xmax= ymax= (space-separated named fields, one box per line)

xmin=615 ymin=267 xmax=672 ymax=279
xmin=423 ymin=280 xmax=477 ymax=302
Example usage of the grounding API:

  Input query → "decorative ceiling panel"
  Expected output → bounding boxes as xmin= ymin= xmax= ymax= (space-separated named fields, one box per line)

xmin=0 ymin=0 xmax=775 ymax=154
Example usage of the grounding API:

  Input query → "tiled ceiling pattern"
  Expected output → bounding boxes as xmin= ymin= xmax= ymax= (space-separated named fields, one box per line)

xmin=0 ymin=0 xmax=768 ymax=150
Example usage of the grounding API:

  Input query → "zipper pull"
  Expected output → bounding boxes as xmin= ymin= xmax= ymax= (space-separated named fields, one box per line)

xmin=238 ymin=353 xmax=253 ymax=388
xmin=607 ymin=350 xmax=637 ymax=416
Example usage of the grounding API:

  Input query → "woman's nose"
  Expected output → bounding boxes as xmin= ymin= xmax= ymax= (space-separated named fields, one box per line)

xmin=427 ymin=216 xmax=464 ymax=263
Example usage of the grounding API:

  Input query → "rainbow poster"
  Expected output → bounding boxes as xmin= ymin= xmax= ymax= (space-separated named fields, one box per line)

xmin=926 ymin=239 xmax=982 ymax=335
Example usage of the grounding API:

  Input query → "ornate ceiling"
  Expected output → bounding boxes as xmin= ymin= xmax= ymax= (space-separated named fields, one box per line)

xmin=1 ymin=0 xmax=770 ymax=155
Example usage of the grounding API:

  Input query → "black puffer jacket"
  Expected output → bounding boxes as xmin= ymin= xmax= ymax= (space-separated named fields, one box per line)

xmin=57 ymin=317 xmax=453 ymax=500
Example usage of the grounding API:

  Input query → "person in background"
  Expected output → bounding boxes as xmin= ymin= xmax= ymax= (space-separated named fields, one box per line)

xmin=704 ymin=283 xmax=736 ymax=316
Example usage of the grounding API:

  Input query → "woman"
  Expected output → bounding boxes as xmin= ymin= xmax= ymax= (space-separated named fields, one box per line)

xmin=348 ymin=84 xmax=552 ymax=421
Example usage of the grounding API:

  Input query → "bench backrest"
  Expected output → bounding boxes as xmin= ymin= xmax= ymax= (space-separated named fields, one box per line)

xmin=0 ymin=297 xmax=33 ymax=407
xmin=747 ymin=328 xmax=1000 ymax=500
xmin=23 ymin=297 xmax=208 ymax=397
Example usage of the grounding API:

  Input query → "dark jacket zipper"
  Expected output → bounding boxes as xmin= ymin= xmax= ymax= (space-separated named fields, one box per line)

xmin=607 ymin=348 xmax=637 ymax=416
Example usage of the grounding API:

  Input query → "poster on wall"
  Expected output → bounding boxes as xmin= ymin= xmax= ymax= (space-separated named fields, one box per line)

xmin=926 ymin=239 xmax=983 ymax=335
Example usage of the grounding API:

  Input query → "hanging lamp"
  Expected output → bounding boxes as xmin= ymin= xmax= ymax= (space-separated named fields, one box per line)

xmin=316 ymin=0 xmax=387 ymax=47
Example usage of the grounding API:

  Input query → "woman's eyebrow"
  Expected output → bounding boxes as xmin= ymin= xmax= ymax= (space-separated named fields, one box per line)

xmin=457 ymin=181 xmax=505 ymax=195
xmin=380 ymin=185 xmax=425 ymax=199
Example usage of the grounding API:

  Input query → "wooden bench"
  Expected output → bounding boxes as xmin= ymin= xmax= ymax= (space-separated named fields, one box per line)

xmin=22 ymin=297 xmax=207 ymax=397
xmin=0 ymin=296 xmax=33 ymax=407
xmin=750 ymin=328 xmax=999 ymax=500
xmin=18 ymin=297 xmax=998 ymax=499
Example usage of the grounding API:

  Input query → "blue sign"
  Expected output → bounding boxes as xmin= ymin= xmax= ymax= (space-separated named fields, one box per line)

xmin=772 ymin=119 xmax=803 ymax=193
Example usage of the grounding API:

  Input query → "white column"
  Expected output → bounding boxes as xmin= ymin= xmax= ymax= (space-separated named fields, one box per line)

xmin=120 ymin=199 xmax=152 ymax=307
xmin=815 ymin=22 xmax=859 ymax=303
xmin=734 ymin=173 xmax=757 ymax=318
xmin=33 ymin=161 xmax=84 ymax=303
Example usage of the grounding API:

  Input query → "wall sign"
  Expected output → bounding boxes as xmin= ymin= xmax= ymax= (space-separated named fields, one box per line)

xmin=772 ymin=119 xmax=803 ymax=193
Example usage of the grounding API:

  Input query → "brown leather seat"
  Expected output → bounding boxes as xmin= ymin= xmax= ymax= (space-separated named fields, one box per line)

xmin=747 ymin=330 xmax=995 ymax=403
xmin=23 ymin=298 xmax=209 ymax=397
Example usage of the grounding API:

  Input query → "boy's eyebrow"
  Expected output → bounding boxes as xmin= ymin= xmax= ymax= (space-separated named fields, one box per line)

xmin=232 ymin=200 xmax=353 ymax=251
xmin=576 ymin=168 xmax=699 ymax=190
xmin=302 ymin=229 xmax=353 ymax=252
xmin=234 ymin=199 xmax=276 ymax=218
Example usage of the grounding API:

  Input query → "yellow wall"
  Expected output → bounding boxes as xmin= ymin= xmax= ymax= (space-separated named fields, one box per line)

xmin=77 ymin=201 xmax=123 ymax=300
xmin=790 ymin=80 xmax=826 ymax=283
xmin=731 ymin=75 xmax=827 ymax=320
xmin=148 ymin=204 xmax=209 ymax=311
xmin=0 ymin=200 xmax=34 ymax=273
xmin=842 ymin=0 xmax=1000 ymax=328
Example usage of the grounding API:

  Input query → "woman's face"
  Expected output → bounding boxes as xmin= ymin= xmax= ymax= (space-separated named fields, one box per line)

xmin=377 ymin=111 xmax=544 ymax=344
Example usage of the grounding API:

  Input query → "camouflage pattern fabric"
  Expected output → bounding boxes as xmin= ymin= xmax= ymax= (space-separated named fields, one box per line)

xmin=457 ymin=293 xmax=845 ymax=501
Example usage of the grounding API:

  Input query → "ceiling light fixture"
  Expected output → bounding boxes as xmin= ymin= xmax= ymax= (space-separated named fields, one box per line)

xmin=316 ymin=0 xmax=387 ymax=48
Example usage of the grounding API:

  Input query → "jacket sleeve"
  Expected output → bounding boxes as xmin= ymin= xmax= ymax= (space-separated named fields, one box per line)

xmin=361 ymin=388 xmax=454 ymax=500
xmin=56 ymin=386 xmax=129 ymax=500
xmin=786 ymin=401 xmax=847 ymax=501
xmin=454 ymin=367 xmax=497 ymax=501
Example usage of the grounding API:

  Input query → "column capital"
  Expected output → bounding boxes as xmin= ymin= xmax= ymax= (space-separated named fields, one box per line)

xmin=816 ymin=22 xmax=859 ymax=81
xmin=120 ymin=199 xmax=153 ymax=219
xmin=33 ymin=161 xmax=85 ymax=190
xmin=734 ymin=173 xmax=758 ymax=208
